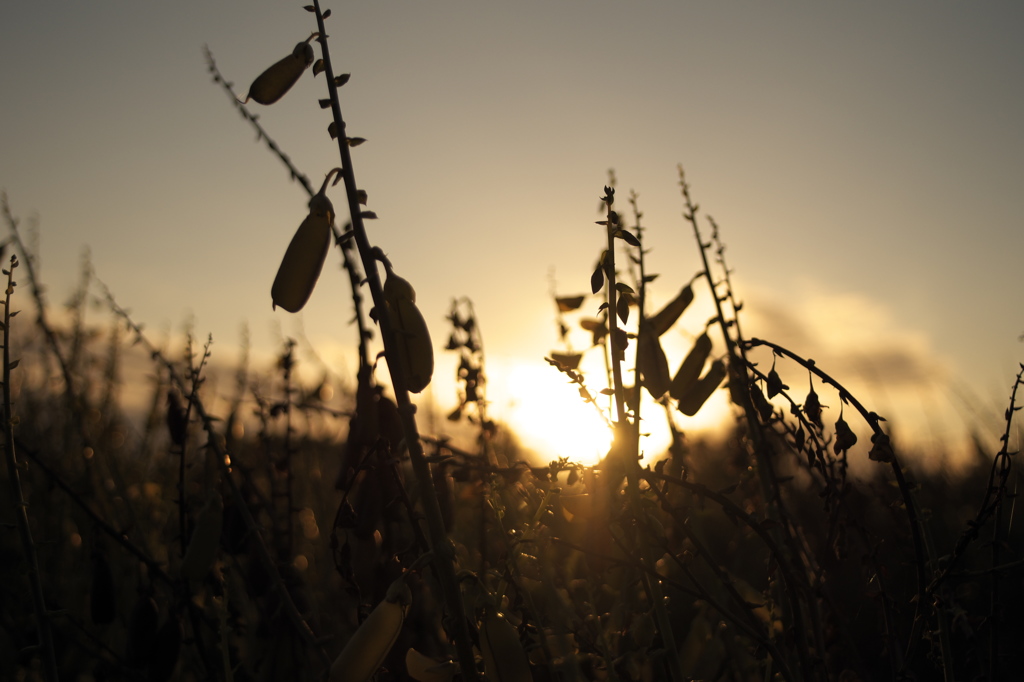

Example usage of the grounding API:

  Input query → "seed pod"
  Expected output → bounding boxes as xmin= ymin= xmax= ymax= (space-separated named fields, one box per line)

xmin=329 ymin=580 xmax=412 ymax=682
xmin=648 ymin=284 xmax=694 ymax=336
xmin=766 ymin=366 xmax=788 ymax=398
xmin=405 ymin=648 xmax=456 ymax=682
xmin=834 ymin=415 xmax=857 ymax=453
xmin=480 ymin=610 xmax=532 ymax=682
xmin=383 ymin=269 xmax=434 ymax=393
xmin=89 ymin=550 xmax=116 ymax=625
xmin=638 ymin=321 xmax=672 ymax=399
xmin=244 ymin=37 xmax=316 ymax=105
xmin=669 ymin=332 xmax=712 ymax=401
xmin=180 ymin=494 xmax=224 ymax=582
xmin=125 ymin=594 xmax=159 ymax=667
xmin=677 ymin=359 xmax=726 ymax=416
xmin=804 ymin=387 xmax=823 ymax=428
xmin=272 ymin=171 xmax=338 ymax=312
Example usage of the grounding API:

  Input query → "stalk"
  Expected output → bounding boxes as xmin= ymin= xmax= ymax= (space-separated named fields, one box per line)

xmin=678 ymin=169 xmax=816 ymax=681
xmin=1 ymin=254 xmax=59 ymax=682
xmin=309 ymin=3 xmax=479 ymax=676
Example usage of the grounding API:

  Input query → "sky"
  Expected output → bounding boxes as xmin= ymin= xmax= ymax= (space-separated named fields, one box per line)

xmin=2 ymin=1 xmax=1022 ymax=467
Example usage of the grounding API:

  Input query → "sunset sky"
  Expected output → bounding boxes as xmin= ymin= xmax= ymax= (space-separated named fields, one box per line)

xmin=2 ymin=1 xmax=1022 ymax=465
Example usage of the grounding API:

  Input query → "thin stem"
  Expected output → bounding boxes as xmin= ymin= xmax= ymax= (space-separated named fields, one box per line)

xmin=1 ymin=255 xmax=59 ymax=682
xmin=308 ymin=4 xmax=478 ymax=676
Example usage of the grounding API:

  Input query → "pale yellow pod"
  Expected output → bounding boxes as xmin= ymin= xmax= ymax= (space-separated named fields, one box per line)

xmin=271 ymin=212 xmax=331 ymax=313
xmin=677 ymin=359 xmax=726 ymax=417
xmin=383 ymin=271 xmax=433 ymax=393
xmin=329 ymin=581 xmax=411 ymax=682
xmin=245 ymin=40 xmax=315 ymax=105
xmin=180 ymin=495 xmax=224 ymax=582
xmin=405 ymin=648 xmax=456 ymax=682
xmin=480 ymin=611 xmax=532 ymax=682
xmin=669 ymin=332 xmax=712 ymax=401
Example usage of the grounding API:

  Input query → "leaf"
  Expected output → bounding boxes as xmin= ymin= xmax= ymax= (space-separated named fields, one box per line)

xmin=347 ymin=137 xmax=367 ymax=147
xmin=615 ymin=229 xmax=641 ymax=247
xmin=549 ymin=352 xmax=582 ymax=370
xmin=328 ymin=122 xmax=338 ymax=139
xmin=616 ymin=296 xmax=629 ymax=324
xmin=8 ymin=359 xmax=20 ymax=370
xmin=334 ymin=73 xmax=351 ymax=87
xmin=322 ymin=8 xmax=332 ymax=18
xmin=313 ymin=59 xmax=325 ymax=76
xmin=615 ymin=283 xmax=635 ymax=294
xmin=590 ymin=264 xmax=604 ymax=294
xmin=600 ymin=388 xmax=615 ymax=396
xmin=319 ymin=98 xmax=332 ymax=109
xmin=556 ymin=295 xmax=585 ymax=312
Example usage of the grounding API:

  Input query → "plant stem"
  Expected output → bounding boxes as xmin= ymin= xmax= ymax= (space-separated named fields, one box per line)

xmin=1 ymin=255 xmax=59 ymax=682
xmin=310 ymin=3 xmax=479 ymax=676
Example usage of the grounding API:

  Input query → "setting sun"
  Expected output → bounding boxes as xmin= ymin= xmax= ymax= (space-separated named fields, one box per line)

xmin=495 ymin=362 xmax=614 ymax=466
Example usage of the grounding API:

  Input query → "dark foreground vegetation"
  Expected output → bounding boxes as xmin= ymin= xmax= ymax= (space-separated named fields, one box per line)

xmin=2 ymin=3 xmax=1021 ymax=681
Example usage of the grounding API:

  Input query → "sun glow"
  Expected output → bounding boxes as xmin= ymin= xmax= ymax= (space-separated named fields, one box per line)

xmin=497 ymin=363 xmax=614 ymax=467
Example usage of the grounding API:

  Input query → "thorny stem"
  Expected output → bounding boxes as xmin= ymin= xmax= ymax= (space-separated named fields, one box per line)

xmin=1 ymin=255 xmax=59 ymax=682
xmin=310 ymin=3 xmax=479 ymax=677
xmin=678 ymin=169 xmax=817 ymax=681
xmin=987 ymin=365 xmax=1021 ymax=682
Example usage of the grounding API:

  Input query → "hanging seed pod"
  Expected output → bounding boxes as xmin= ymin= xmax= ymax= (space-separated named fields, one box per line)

xmin=329 ymin=579 xmax=412 ymax=682
xmin=480 ymin=609 xmax=532 ymax=682
xmin=244 ymin=36 xmax=316 ymax=105
xmin=147 ymin=614 xmax=183 ymax=682
xmin=766 ymin=364 xmax=788 ymax=399
xmin=833 ymin=415 xmax=857 ymax=453
xmin=669 ymin=332 xmax=712 ymax=401
xmin=804 ymin=387 xmax=823 ymax=428
xmin=648 ymin=284 xmax=694 ymax=336
xmin=868 ymin=431 xmax=894 ymax=462
xmin=180 ymin=494 xmax=224 ymax=581
xmin=677 ymin=359 xmax=726 ymax=416
xmin=637 ymin=321 xmax=671 ymax=399
xmin=382 ymin=266 xmax=434 ymax=393
xmin=272 ymin=170 xmax=339 ymax=312
xmin=125 ymin=594 xmax=160 ymax=667
xmin=89 ymin=550 xmax=116 ymax=625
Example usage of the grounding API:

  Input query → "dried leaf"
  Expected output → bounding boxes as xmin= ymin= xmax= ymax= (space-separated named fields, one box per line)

xmin=556 ymin=295 xmax=585 ymax=312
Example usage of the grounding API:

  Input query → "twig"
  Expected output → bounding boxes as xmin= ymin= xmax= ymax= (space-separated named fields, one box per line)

xmin=1 ymin=254 xmax=59 ymax=682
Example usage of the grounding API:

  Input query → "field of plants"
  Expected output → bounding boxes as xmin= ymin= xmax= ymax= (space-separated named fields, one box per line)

xmin=1 ymin=3 xmax=1022 ymax=682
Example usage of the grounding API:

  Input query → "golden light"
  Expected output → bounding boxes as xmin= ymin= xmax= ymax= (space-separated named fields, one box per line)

xmin=498 ymin=362 xmax=614 ymax=467
xmin=489 ymin=355 xmax=738 ymax=467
